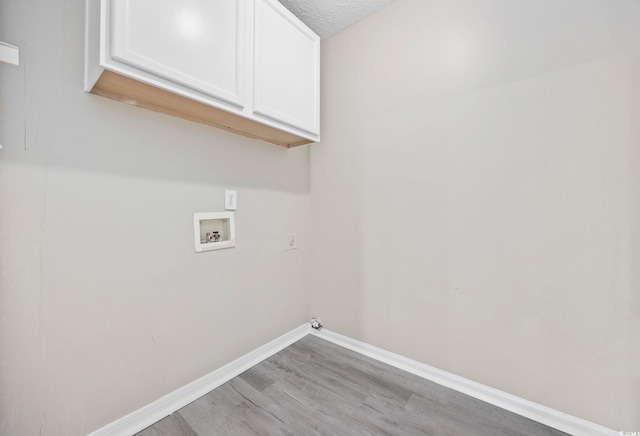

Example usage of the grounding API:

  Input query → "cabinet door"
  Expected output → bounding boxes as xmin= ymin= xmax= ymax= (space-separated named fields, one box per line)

xmin=110 ymin=0 xmax=245 ymax=108
xmin=253 ymin=0 xmax=320 ymax=135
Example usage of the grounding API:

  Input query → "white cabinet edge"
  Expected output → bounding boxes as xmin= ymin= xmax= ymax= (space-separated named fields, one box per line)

xmin=257 ymin=0 xmax=320 ymax=40
xmin=84 ymin=0 xmax=103 ymax=91
xmin=0 ymin=41 xmax=19 ymax=66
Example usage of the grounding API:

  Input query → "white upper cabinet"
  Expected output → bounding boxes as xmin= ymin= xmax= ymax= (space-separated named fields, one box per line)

xmin=85 ymin=0 xmax=320 ymax=147
xmin=111 ymin=0 xmax=245 ymax=108
xmin=253 ymin=0 xmax=320 ymax=135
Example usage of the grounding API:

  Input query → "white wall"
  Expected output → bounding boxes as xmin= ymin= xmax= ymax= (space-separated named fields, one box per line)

xmin=311 ymin=0 xmax=640 ymax=430
xmin=3 ymin=0 xmax=640 ymax=433
xmin=0 ymin=0 xmax=310 ymax=434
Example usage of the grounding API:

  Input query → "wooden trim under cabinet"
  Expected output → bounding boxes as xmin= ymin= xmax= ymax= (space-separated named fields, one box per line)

xmin=90 ymin=70 xmax=313 ymax=148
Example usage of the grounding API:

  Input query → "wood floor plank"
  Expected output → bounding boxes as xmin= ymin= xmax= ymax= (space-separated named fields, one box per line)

xmin=136 ymin=335 xmax=570 ymax=436
xmin=136 ymin=413 xmax=198 ymax=436
xmin=273 ymin=339 xmax=423 ymax=419
xmin=237 ymin=366 xmax=276 ymax=392
xmin=177 ymin=381 xmax=291 ymax=436
xmin=264 ymin=376 xmax=396 ymax=435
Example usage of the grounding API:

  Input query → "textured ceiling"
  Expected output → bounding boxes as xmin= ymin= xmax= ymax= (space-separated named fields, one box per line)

xmin=277 ymin=0 xmax=398 ymax=39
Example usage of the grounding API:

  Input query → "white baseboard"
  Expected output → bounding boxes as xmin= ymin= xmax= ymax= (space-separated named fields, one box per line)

xmin=89 ymin=324 xmax=617 ymax=436
xmin=310 ymin=328 xmax=618 ymax=436
xmin=89 ymin=324 xmax=310 ymax=436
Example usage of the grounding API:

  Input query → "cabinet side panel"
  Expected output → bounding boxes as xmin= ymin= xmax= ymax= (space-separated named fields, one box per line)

xmin=84 ymin=0 xmax=104 ymax=91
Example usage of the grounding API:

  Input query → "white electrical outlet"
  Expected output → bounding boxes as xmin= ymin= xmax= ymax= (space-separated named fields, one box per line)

xmin=286 ymin=234 xmax=297 ymax=250
xmin=225 ymin=190 xmax=237 ymax=210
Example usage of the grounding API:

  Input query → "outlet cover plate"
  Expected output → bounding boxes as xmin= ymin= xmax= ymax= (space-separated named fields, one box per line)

xmin=286 ymin=234 xmax=297 ymax=250
xmin=225 ymin=190 xmax=237 ymax=210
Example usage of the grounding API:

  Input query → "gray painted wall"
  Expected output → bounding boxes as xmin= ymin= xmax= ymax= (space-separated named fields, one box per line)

xmin=311 ymin=0 xmax=640 ymax=430
xmin=0 ymin=0 xmax=310 ymax=434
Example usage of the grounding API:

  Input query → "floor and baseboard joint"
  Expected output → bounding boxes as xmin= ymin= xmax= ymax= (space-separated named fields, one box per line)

xmin=90 ymin=324 xmax=616 ymax=436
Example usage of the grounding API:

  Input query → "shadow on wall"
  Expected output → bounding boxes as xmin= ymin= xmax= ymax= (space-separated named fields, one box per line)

xmin=3 ymin=92 xmax=310 ymax=194
xmin=630 ymin=55 xmax=640 ymax=323
xmin=629 ymin=51 xmax=640 ymax=430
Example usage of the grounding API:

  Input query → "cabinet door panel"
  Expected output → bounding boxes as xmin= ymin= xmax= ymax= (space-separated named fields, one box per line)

xmin=253 ymin=0 xmax=319 ymax=135
xmin=111 ymin=0 xmax=245 ymax=107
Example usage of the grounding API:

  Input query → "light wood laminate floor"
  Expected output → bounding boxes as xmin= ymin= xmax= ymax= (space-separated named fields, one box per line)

xmin=136 ymin=335 xmax=568 ymax=436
